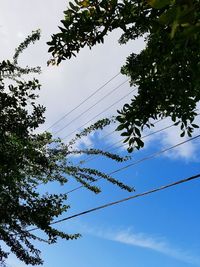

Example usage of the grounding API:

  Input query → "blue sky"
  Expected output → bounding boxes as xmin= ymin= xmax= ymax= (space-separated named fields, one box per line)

xmin=0 ymin=1 xmax=200 ymax=267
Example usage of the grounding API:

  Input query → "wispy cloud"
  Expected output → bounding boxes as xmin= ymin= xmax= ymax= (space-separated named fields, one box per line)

xmin=109 ymin=229 xmax=200 ymax=266
xmin=75 ymin=223 xmax=200 ymax=266
xmin=154 ymin=117 xmax=200 ymax=161
xmin=103 ymin=115 xmax=200 ymax=162
xmin=132 ymin=116 xmax=200 ymax=161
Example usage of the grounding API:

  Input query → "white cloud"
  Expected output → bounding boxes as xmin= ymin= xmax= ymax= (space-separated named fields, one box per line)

xmin=109 ymin=115 xmax=200 ymax=162
xmin=150 ymin=117 xmax=200 ymax=161
xmin=70 ymin=133 xmax=94 ymax=152
xmin=111 ymin=230 xmax=200 ymax=266
xmin=0 ymin=0 xmax=144 ymax=146
xmin=0 ymin=0 xmax=199 ymax=162
xmin=74 ymin=224 xmax=200 ymax=266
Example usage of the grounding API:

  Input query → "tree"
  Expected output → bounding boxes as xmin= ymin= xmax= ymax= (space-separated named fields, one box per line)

xmin=0 ymin=31 xmax=133 ymax=266
xmin=48 ymin=0 xmax=200 ymax=152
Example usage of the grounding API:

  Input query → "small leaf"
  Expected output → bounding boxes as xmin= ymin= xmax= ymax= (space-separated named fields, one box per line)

xmin=48 ymin=46 xmax=55 ymax=53
xmin=127 ymin=147 xmax=134 ymax=153
xmin=116 ymin=124 xmax=125 ymax=131
xmin=123 ymin=137 xmax=130 ymax=143
xmin=134 ymin=120 xmax=141 ymax=127
xmin=180 ymin=131 xmax=185 ymax=137
xmin=191 ymin=124 xmax=199 ymax=128
xmin=134 ymin=127 xmax=141 ymax=137
xmin=181 ymin=123 xmax=184 ymax=130
xmin=135 ymin=138 xmax=144 ymax=148
xmin=159 ymin=6 xmax=177 ymax=25
xmin=121 ymin=132 xmax=130 ymax=136
xmin=147 ymin=0 xmax=171 ymax=9
xmin=79 ymin=0 xmax=90 ymax=8
xmin=170 ymin=20 xmax=179 ymax=38
xmin=174 ymin=121 xmax=180 ymax=126
xmin=69 ymin=1 xmax=79 ymax=11
xmin=128 ymin=138 xmax=134 ymax=145
xmin=116 ymin=115 xmax=125 ymax=123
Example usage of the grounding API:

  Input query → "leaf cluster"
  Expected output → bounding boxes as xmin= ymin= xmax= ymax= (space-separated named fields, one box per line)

xmin=48 ymin=0 xmax=200 ymax=150
xmin=0 ymin=33 xmax=133 ymax=265
xmin=47 ymin=0 xmax=145 ymax=65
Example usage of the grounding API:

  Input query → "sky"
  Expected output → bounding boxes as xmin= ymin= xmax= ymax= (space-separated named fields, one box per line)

xmin=0 ymin=1 xmax=200 ymax=267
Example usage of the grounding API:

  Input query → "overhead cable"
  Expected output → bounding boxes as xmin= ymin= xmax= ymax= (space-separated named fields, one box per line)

xmin=54 ymin=79 xmax=129 ymax=136
xmin=46 ymin=72 xmax=120 ymax=131
xmin=66 ymin=134 xmax=200 ymax=194
xmin=78 ymin=117 xmax=167 ymax=164
xmin=81 ymin=113 xmax=200 ymax=164
xmin=82 ymin=120 xmax=172 ymax=164
xmin=63 ymin=86 xmax=136 ymax=140
xmin=29 ymin=173 xmax=200 ymax=231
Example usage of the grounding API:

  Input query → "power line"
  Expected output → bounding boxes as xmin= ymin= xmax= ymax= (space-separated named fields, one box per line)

xmin=29 ymin=173 xmax=200 ymax=230
xmin=109 ymin=134 xmax=200 ymax=175
xmin=54 ymin=79 xmax=129 ymax=136
xmin=82 ymin=120 xmax=172 ymax=164
xmin=66 ymin=134 xmax=200 ymax=194
xmin=80 ymin=113 xmax=200 ymax=164
xmin=36 ymin=118 xmax=171 ymax=192
xmin=89 ymin=110 xmax=199 ymax=145
xmin=78 ymin=116 xmax=167 ymax=164
xmin=102 ymin=124 xmax=173 ymax=153
xmin=63 ymin=86 xmax=136 ymax=141
xmin=45 ymin=72 xmax=120 ymax=131
xmin=80 ymin=117 xmax=164 ymax=153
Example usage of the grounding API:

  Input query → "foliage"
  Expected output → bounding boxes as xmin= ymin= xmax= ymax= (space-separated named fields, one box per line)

xmin=0 ymin=31 xmax=133 ymax=265
xmin=48 ymin=0 xmax=200 ymax=152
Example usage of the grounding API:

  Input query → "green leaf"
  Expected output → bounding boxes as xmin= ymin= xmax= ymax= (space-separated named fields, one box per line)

xmin=48 ymin=46 xmax=55 ymax=53
xmin=191 ymin=124 xmax=199 ymax=128
xmin=116 ymin=115 xmax=124 ymax=123
xmin=159 ymin=6 xmax=177 ymax=25
xmin=69 ymin=2 xmax=79 ymax=11
xmin=135 ymin=138 xmax=144 ymax=148
xmin=180 ymin=131 xmax=185 ymax=137
xmin=174 ymin=121 xmax=180 ymax=126
xmin=79 ymin=0 xmax=90 ymax=8
xmin=121 ymin=131 xmax=130 ymax=136
xmin=147 ymin=0 xmax=172 ymax=9
xmin=134 ymin=127 xmax=141 ymax=137
xmin=170 ymin=20 xmax=179 ymax=38
xmin=116 ymin=124 xmax=125 ymax=131
xmin=123 ymin=137 xmax=130 ymax=143
xmin=127 ymin=147 xmax=134 ymax=153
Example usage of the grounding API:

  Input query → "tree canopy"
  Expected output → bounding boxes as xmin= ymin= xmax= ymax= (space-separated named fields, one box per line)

xmin=0 ymin=31 xmax=133 ymax=266
xmin=48 ymin=0 xmax=200 ymax=152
